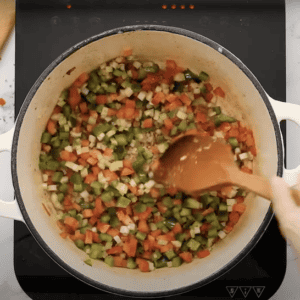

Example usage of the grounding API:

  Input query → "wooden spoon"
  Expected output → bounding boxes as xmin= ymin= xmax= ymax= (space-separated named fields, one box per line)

xmin=153 ymin=133 xmax=300 ymax=205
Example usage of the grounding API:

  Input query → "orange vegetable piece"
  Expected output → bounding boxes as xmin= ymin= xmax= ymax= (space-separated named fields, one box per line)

xmin=120 ymin=167 xmax=135 ymax=177
xmin=138 ymin=219 xmax=150 ymax=233
xmin=85 ymin=230 xmax=93 ymax=244
xmin=79 ymin=102 xmax=88 ymax=114
xmin=233 ymin=203 xmax=246 ymax=214
xmin=116 ymin=210 xmax=133 ymax=226
xmin=152 ymin=92 xmax=165 ymax=106
xmin=107 ymin=246 xmax=123 ymax=255
xmin=96 ymin=95 xmax=107 ymax=104
xmin=180 ymin=93 xmax=192 ymax=106
xmin=103 ymin=148 xmax=113 ymax=157
xmin=229 ymin=211 xmax=240 ymax=224
xmin=123 ymin=236 xmax=138 ymax=257
xmin=113 ymin=256 xmax=126 ymax=267
xmin=197 ymin=249 xmax=210 ymax=258
xmin=124 ymin=107 xmax=135 ymax=119
xmin=164 ymin=118 xmax=173 ymax=130
xmin=159 ymin=242 xmax=174 ymax=253
xmin=123 ymin=48 xmax=132 ymax=57
xmin=72 ymin=72 xmax=90 ymax=88
xmin=93 ymin=197 xmax=105 ymax=218
xmin=60 ymin=232 xmax=68 ymax=239
xmin=125 ymin=99 xmax=136 ymax=108
xmin=89 ymin=216 xmax=98 ymax=226
xmin=84 ymin=173 xmax=97 ymax=184
xmin=96 ymin=221 xmax=111 ymax=233
xmin=202 ymin=207 xmax=214 ymax=217
xmin=103 ymin=169 xmax=119 ymax=182
xmin=150 ymin=188 xmax=160 ymax=198
xmin=142 ymin=118 xmax=153 ymax=128
xmin=0 ymin=98 xmax=6 ymax=106
xmin=205 ymin=93 xmax=214 ymax=102
xmin=213 ymin=87 xmax=225 ymax=98
xmin=137 ymin=259 xmax=150 ymax=272
xmin=47 ymin=120 xmax=57 ymax=135
xmin=64 ymin=216 xmax=79 ymax=232
xmin=92 ymin=166 xmax=101 ymax=176
xmin=68 ymin=86 xmax=81 ymax=110
xmin=82 ymin=209 xmax=94 ymax=218
xmin=136 ymin=206 xmax=153 ymax=220
xmin=60 ymin=150 xmax=77 ymax=162
xmin=172 ymin=223 xmax=183 ymax=234
xmin=107 ymin=228 xmax=120 ymax=237
xmin=179 ymin=252 xmax=193 ymax=263
xmin=219 ymin=122 xmax=231 ymax=133
xmin=240 ymin=166 xmax=253 ymax=174
xmin=204 ymin=83 xmax=213 ymax=92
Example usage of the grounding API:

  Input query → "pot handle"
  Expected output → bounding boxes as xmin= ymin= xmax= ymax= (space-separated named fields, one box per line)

xmin=0 ymin=126 xmax=24 ymax=222
xmin=268 ymin=96 xmax=300 ymax=187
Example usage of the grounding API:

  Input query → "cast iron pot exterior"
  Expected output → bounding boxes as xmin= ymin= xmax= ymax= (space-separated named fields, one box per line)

xmin=10 ymin=25 xmax=284 ymax=297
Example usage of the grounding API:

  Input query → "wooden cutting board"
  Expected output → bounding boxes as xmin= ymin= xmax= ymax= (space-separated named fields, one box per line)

xmin=0 ymin=0 xmax=15 ymax=56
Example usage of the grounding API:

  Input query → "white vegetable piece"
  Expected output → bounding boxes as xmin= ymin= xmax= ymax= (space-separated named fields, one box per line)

xmin=42 ymin=174 xmax=48 ymax=182
xmin=239 ymin=153 xmax=249 ymax=160
xmin=138 ymin=91 xmax=147 ymax=101
xmin=124 ymin=87 xmax=134 ymax=97
xmin=127 ymin=223 xmax=136 ymax=231
xmin=116 ymin=182 xmax=128 ymax=195
xmin=110 ymin=161 xmax=124 ymax=172
xmin=114 ymin=235 xmax=122 ymax=244
xmin=226 ymin=198 xmax=237 ymax=206
xmin=171 ymin=240 xmax=182 ymax=248
xmin=48 ymin=185 xmax=57 ymax=191
xmin=133 ymin=61 xmax=141 ymax=69
xmin=149 ymin=262 xmax=155 ymax=271
xmin=177 ymin=110 xmax=187 ymax=120
xmin=167 ymin=261 xmax=173 ymax=268
xmin=120 ymin=226 xmax=130 ymax=235
xmin=218 ymin=231 xmax=227 ymax=239
xmin=60 ymin=176 xmax=69 ymax=183
xmin=173 ymin=73 xmax=185 ymax=82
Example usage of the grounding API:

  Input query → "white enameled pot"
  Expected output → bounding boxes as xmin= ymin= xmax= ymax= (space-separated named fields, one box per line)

xmin=1 ymin=25 xmax=300 ymax=297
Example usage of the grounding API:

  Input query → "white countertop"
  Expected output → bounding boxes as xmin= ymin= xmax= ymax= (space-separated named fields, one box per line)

xmin=1 ymin=1 xmax=300 ymax=298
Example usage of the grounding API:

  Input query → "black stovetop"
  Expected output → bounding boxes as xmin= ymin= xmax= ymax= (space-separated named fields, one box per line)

xmin=15 ymin=1 xmax=286 ymax=299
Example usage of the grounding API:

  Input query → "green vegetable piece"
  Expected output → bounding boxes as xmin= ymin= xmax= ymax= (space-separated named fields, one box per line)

xmin=52 ymin=172 xmax=63 ymax=183
xmin=181 ymin=241 xmax=189 ymax=252
xmin=206 ymin=213 xmax=218 ymax=223
xmin=57 ymin=193 xmax=64 ymax=203
xmin=132 ymin=155 xmax=146 ymax=172
xmin=214 ymin=114 xmax=236 ymax=127
xmin=219 ymin=202 xmax=227 ymax=212
xmin=41 ymin=132 xmax=51 ymax=144
xmin=201 ymin=193 xmax=214 ymax=207
xmin=172 ymin=257 xmax=182 ymax=267
xmin=99 ymin=233 xmax=113 ymax=242
xmin=186 ymin=123 xmax=196 ymax=131
xmin=104 ymin=256 xmax=114 ymax=267
xmin=152 ymin=250 xmax=162 ymax=261
xmin=70 ymin=173 xmax=82 ymax=185
xmin=75 ymin=239 xmax=84 ymax=249
xmin=228 ymin=137 xmax=239 ymax=149
xmin=92 ymin=123 xmax=112 ymax=137
xmin=131 ymin=83 xmax=142 ymax=93
xmin=194 ymin=213 xmax=204 ymax=223
xmin=134 ymin=203 xmax=147 ymax=213
xmin=136 ymin=231 xmax=147 ymax=240
xmin=101 ymin=191 xmax=114 ymax=202
xmin=194 ymin=235 xmax=208 ymax=246
xmin=154 ymin=258 xmax=167 ymax=269
xmin=165 ymin=250 xmax=177 ymax=260
xmin=59 ymin=183 xmax=68 ymax=193
xmin=74 ymin=183 xmax=83 ymax=193
xmin=113 ymin=69 xmax=124 ymax=77
xmin=138 ymin=68 xmax=148 ymax=80
xmin=100 ymin=214 xmax=110 ymax=223
xmin=110 ymin=215 xmax=120 ymax=228
xmin=59 ymin=131 xmax=69 ymax=140
xmin=184 ymin=69 xmax=199 ymax=81
xmin=208 ymin=228 xmax=218 ymax=238
xmin=116 ymin=196 xmax=131 ymax=208
xmin=59 ymin=90 xmax=69 ymax=101
xmin=218 ymin=211 xmax=229 ymax=222
xmin=84 ymin=259 xmax=93 ymax=266
xmin=178 ymin=120 xmax=187 ymax=132
xmin=213 ymin=106 xmax=221 ymax=115
xmin=199 ymin=71 xmax=209 ymax=81
xmin=63 ymin=104 xmax=71 ymax=118
xmin=183 ymin=198 xmax=200 ymax=209
xmin=127 ymin=258 xmax=137 ymax=269
xmin=162 ymin=197 xmax=173 ymax=208
xmin=69 ymin=209 xmax=77 ymax=218
xmin=170 ymin=127 xmax=178 ymax=136
xmin=192 ymin=98 xmax=206 ymax=106
xmin=115 ymin=134 xmax=128 ymax=146
xmin=187 ymin=239 xmax=201 ymax=251
xmin=180 ymin=208 xmax=191 ymax=216
xmin=175 ymin=233 xmax=186 ymax=244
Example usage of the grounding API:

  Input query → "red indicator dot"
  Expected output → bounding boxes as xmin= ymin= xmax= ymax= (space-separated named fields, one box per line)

xmin=171 ymin=4 xmax=177 ymax=9
xmin=189 ymin=4 xmax=195 ymax=9
xmin=162 ymin=4 xmax=167 ymax=9
xmin=180 ymin=5 xmax=185 ymax=9
xmin=67 ymin=4 xmax=72 ymax=9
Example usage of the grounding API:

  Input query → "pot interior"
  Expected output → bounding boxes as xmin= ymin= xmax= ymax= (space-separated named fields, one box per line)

xmin=15 ymin=28 xmax=279 ymax=294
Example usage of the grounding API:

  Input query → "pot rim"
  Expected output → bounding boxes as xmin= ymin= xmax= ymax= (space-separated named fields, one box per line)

xmin=11 ymin=24 xmax=283 ymax=297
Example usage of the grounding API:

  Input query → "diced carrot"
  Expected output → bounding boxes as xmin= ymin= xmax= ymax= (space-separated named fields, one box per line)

xmin=202 ymin=207 xmax=214 ymax=217
xmin=166 ymin=185 xmax=178 ymax=196
xmin=117 ymin=210 xmax=133 ymax=226
xmin=116 ymin=107 xmax=126 ymax=119
xmin=97 ymin=221 xmax=110 ymax=233
xmin=82 ymin=209 xmax=94 ymax=218
xmin=85 ymin=230 xmax=93 ymax=244
xmin=150 ymin=159 xmax=160 ymax=171
xmin=107 ymin=108 xmax=117 ymax=116
xmin=205 ymin=92 xmax=214 ymax=102
xmin=80 ymin=152 xmax=91 ymax=160
xmin=96 ymin=95 xmax=107 ymax=104
xmin=137 ymin=259 xmax=150 ymax=272
xmin=200 ymin=223 xmax=211 ymax=232
xmin=233 ymin=203 xmax=246 ymax=214
xmin=249 ymin=146 xmax=257 ymax=156
xmin=123 ymin=236 xmax=138 ymax=257
xmin=81 ymin=139 xmax=90 ymax=147
xmin=107 ymin=246 xmax=123 ymax=255
xmin=213 ymin=87 xmax=225 ymax=98
xmin=150 ymin=229 xmax=162 ymax=237
xmin=138 ymin=219 xmax=150 ymax=233
xmin=107 ymin=228 xmax=120 ymax=237
xmin=79 ymin=102 xmax=88 ymax=114
xmin=57 ymin=220 xmax=65 ymax=231
xmin=165 ymin=99 xmax=182 ymax=111
xmin=125 ymin=99 xmax=136 ymax=108
xmin=113 ymin=256 xmax=126 ymax=267
xmin=197 ymin=249 xmax=210 ymax=258
xmin=84 ymin=173 xmax=97 ymax=184
xmin=240 ymin=166 xmax=253 ymax=174
xmin=47 ymin=120 xmax=57 ymax=135
xmin=123 ymin=159 xmax=133 ymax=169
xmin=60 ymin=232 xmax=68 ymax=239
xmin=204 ymin=83 xmax=213 ymax=92
xmin=184 ymin=129 xmax=199 ymax=136
xmin=123 ymin=48 xmax=132 ymax=57
xmin=223 ymin=225 xmax=233 ymax=233
xmin=165 ymin=94 xmax=178 ymax=103
xmin=172 ymin=223 xmax=183 ymax=234
xmin=152 ymin=92 xmax=165 ymax=106
xmin=236 ymin=196 xmax=245 ymax=204
xmin=157 ymin=202 xmax=168 ymax=214
xmin=120 ymin=167 xmax=135 ymax=176
xmin=103 ymin=199 xmax=117 ymax=208
xmin=68 ymin=86 xmax=81 ymax=110
xmin=220 ymin=185 xmax=234 ymax=197
xmin=142 ymin=251 xmax=153 ymax=260
xmin=180 ymin=93 xmax=192 ymax=106
xmin=151 ymin=145 xmax=160 ymax=155
xmin=64 ymin=216 xmax=79 ymax=232
xmin=127 ymin=184 xmax=138 ymax=195
xmin=227 ymin=127 xmax=239 ymax=137
xmin=136 ymin=206 xmax=153 ymax=220
xmin=0 ymin=98 xmax=6 ymax=106
xmin=142 ymin=118 xmax=153 ymax=128
xmin=164 ymin=118 xmax=173 ymax=130
xmin=69 ymin=230 xmax=85 ymax=241
xmin=103 ymin=169 xmax=119 ymax=182
xmin=219 ymin=122 xmax=231 ymax=133
xmin=229 ymin=211 xmax=240 ymax=224
xmin=89 ymin=216 xmax=98 ymax=226
xmin=73 ymin=203 xmax=82 ymax=212
xmin=60 ymin=150 xmax=77 ymax=162
xmin=173 ymin=199 xmax=182 ymax=205
xmin=92 ymin=232 xmax=101 ymax=243
xmin=72 ymin=72 xmax=90 ymax=88
xmin=159 ymin=242 xmax=173 ymax=253
xmin=92 ymin=166 xmax=101 ymax=176
xmin=126 ymin=205 xmax=132 ymax=216
xmin=103 ymin=148 xmax=114 ymax=157
xmin=92 ymin=197 xmax=105 ymax=218
xmin=124 ymin=107 xmax=135 ymax=119
xmin=179 ymin=252 xmax=193 ymax=263
xmin=150 ymin=188 xmax=160 ymax=198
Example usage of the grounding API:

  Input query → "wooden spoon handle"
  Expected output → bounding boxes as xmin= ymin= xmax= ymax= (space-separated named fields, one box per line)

xmin=229 ymin=169 xmax=300 ymax=205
